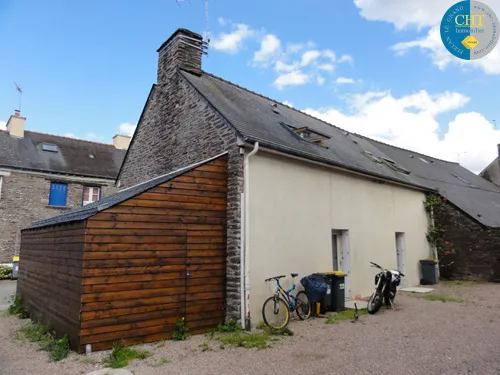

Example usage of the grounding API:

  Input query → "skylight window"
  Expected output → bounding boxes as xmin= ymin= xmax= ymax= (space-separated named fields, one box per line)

xmin=280 ymin=122 xmax=330 ymax=148
xmin=42 ymin=143 xmax=58 ymax=152
xmin=452 ymin=174 xmax=471 ymax=185
xmin=419 ymin=157 xmax=429 ymax=164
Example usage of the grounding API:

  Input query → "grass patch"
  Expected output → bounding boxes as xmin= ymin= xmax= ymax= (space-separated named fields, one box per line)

xmin=199 ymin=342 xmax=212 ymax=352
xmin=18 ymin=322 xmax=70 ymax=361
xmin=422 ymin=294 xmax=461 ymax=303
xmin=325 ymin=309 xmax=368 ymax=324
xmin=217 ymin=331 xmax=270 ymax=349
xmin=105 ymin=342 xmax=151 ymax=369
xmin=79 ymin=356 xmax=97 ymax=365
xmin=216 ymin=320 xmax=242 ymax=333
xmin=151 ymin=358 xmax=171 ymax=367
xmin=8 ymin=295 xmax=30 ymax=319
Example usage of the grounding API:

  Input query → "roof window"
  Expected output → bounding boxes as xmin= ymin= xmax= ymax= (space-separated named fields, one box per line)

xmin=281 ymin=122 xmax=330 ymax=148
xmin=419 ymin=157 xmax=429 ymax=164
xmin=42 ymin=143 xmax=59 ymax=153
xmin=364 ymin=152 xmax=410 ymax=174
xmin=363 ymin=151 xmax=383 ymax=164
xmin=452 ymin=174 xmax=471 ymax=185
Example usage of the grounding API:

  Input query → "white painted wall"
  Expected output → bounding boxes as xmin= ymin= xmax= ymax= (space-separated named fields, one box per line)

xmin=247 ymin=152 xmax=431 ymax=325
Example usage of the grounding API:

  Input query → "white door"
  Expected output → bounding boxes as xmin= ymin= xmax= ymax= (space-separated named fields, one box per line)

xmin=340 ymin=230 xmax=351 ymax=297
xmin=395 ymin=232 xmax=406 ymax=284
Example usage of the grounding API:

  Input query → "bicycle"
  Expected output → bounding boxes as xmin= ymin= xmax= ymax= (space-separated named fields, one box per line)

xmin=262 ymin=273 xmax=311 ymax=329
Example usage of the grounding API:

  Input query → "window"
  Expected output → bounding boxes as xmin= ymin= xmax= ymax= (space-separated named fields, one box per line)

xmin=280 ymin=122 xmax=331 ymax=148
xmin=49 ymin=182 xmax=68 ymax=206
xmin=451 ymin=174 xmax=471 ymax=185
xmin=42 ymin=143 xmax=59 ymax=152
xmin=419 ymin=157 xmax=429 ymax=164
xmin=83 ymin=186 xmax=101 ymax=206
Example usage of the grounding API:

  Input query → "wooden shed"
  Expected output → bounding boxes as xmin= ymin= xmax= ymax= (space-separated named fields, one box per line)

xmin=17 ymin=153 xmax=228 ymax=352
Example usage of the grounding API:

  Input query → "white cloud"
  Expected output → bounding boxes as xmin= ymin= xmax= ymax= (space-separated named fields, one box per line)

xmin=338 ymin=54 xmax=353 ymax=64
xmin=274 ymin=71 xmax=310 ymax=90
xmin=275 ymin=60 xmax=298 ymax=72
xmin=282 ymin=101 xmax=294 ymax=108
xmin=336 ymin=77 xmax=356 ymax=85
xmin=218 ymin=17 xmax=227 ymax=26
xmin=254 ymin=34 xmax=281 ymax=63
xmin=119 ymin=122 xmax=137 ymax=137
xmin=317 ymin=75 xmax=326 ymax=85
xmin=322 ymin=49 xmax=336 ymax=62
xmin=301 ymin=50 xmax=321 ymax=66
xmin=0 ymin=121 xmax=6 ymax=130
xmin=394 ymin=26 xmax=500 ymax=74
xmin=303 ymin=89 xmax=498 ymax=173
xmin=353 ymin=0 xmax=457 ymax=30
xmin=318 ymin=63 xmax=335 ymax=72
xmin=212 ymin=23 xmax=255 ymax=53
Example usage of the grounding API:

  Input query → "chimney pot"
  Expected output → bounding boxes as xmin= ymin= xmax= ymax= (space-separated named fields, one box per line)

xmin=157 ymin=28 xmax=205 ymax=83
xmin=113 ymin=134 xmax=131 ymax=150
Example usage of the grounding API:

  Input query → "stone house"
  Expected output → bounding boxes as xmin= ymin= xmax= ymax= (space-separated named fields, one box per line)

xmin=114 ymin=28 xmax=500 ymax=326
xmin=0 ymin=111 xmax=129 ymax=262
xmin=17 ymin=28 xmax=500 ymax=341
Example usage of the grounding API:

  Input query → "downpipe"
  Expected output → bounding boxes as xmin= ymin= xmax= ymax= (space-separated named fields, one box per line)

xmin=242 ymin=142 xmax=259 ymax=330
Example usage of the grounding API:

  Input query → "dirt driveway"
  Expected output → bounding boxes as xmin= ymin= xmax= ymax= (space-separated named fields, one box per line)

xmin=1 ymin=282 xmax=500 ymax=375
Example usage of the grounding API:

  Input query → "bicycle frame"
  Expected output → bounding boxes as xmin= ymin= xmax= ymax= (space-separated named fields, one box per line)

xmin=273 ymin=278 xmax=297 ymax=310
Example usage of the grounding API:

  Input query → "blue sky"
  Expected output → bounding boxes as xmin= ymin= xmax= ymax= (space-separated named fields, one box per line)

xmin=1 ymin=0 xmax=499 ymax=172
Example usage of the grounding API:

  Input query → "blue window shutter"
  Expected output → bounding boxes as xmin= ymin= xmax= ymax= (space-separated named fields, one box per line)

xmin=49 ymin=182 xmax=68 ymax=206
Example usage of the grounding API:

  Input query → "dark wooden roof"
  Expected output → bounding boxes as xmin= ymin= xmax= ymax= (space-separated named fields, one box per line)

xmin=0 ymin=130 xmax=126 ymax=179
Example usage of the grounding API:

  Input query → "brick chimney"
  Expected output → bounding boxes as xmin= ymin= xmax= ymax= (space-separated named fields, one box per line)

xmin=113 ymin=134 xmax=131 ymax=150
xmin=157 ymin=28 xmax=207 ymax=84
xmin=6 ymin=110 xmax=25 ymax=138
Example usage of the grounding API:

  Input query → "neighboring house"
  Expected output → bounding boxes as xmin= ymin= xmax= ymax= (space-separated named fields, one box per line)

xmin=479 ymin=144 xmax=500 ymax=186
xmin=0 ymin=110 xmax=130 ymax=262
xmin=17 ymin=28 xmax=500 ymax=348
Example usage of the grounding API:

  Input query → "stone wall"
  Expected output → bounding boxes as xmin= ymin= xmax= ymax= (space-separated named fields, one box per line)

xmin=117 ymin=30 xmax=243 ymax=320
xmin=439 ymin=203 xmax=500 ymax=282
xmin=0 ymin=171 xmax=117 ymax=263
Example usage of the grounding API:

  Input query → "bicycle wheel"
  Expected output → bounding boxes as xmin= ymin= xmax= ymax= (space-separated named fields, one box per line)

xmin=295 ymin=291 xmax=311 ymax=320
xmin=262 ymin=296 xmax=290 ymax=329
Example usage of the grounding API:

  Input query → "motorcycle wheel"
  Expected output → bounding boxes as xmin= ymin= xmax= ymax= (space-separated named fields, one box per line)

xmin=367 ymin=291 xmax=383 ymax=314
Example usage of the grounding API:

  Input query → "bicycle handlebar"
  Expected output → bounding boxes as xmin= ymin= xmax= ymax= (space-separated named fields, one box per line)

xmin=264 ymin=275 xmax=286 ymax=282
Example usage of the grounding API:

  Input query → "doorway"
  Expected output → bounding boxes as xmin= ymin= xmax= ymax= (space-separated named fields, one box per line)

xmin=332 ymin=230 xmax=351 ymax=297
xmin=395 ymin=232 xmax=406 ymax=277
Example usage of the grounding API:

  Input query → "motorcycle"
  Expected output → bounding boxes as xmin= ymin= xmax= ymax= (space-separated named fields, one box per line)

xmin=367 ymin=261 xmax=405 ymax=314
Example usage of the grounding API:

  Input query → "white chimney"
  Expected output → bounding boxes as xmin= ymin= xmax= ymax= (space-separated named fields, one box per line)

xmin=113 ymin=134 xmax=131 ymax=150
xmin=6 ymin=110 xmax=25 ymax=138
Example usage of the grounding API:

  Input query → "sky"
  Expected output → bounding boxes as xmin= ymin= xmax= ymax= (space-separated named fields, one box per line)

xmin=1 ymin=0 xmax=500 ymax=173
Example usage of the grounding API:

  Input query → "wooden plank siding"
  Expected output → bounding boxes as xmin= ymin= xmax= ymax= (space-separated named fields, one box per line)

xmin=17 ymin=221 xmax=86 ymax=350
xmin=79 ymin=156 xmax=228 ymax=352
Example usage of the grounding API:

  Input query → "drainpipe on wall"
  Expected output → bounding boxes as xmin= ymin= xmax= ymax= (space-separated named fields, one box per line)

xmin=430 ymin=206 xmax=440 ymax=279
xmin=242 ymin=142 xmax=259 ymax=331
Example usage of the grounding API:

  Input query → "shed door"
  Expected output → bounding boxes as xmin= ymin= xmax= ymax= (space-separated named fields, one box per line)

xmin=185 ymin=229 xmax=227 ymax=334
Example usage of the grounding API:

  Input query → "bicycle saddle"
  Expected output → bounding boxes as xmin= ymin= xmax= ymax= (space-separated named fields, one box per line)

xmin=290 ymin=273 xmax=298 ymax=278
xmin=265 ymin=275 xmax=286 ymax=281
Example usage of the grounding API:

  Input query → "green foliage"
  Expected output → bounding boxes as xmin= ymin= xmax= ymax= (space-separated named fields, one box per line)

xmin=49 ymin=334 xmax=70 ymax=362
xmin=18 ymin=322 xmax=70 ymax=361
xmin=424 ymin=193 xmax=457 ymax=266
xmin=7 ymin=295 xmax=30 ymax=319
xmin=0 ymin=265 xmax=12 ymax=280
xmin=199 ymin=342 xmax=212 ymax=352
xmin=258 ymin=325 xmax=294 ymax=336
xmin=422 ymin=294 xmax=461 ymax=303
xmin=217 ymin=331 xmax=270 ymax=349
xmin=172 ymin=317 xmax=189 ymax=341
xmin=325 ymin=309 xmax=368 ymax=324
xmin=216 ymin=320 xmax=242 ymax=333
xmin=105 ymin=342 xmax=151 ymax=368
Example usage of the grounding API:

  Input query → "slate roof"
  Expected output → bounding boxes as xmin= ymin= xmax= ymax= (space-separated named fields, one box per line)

xmin=180 ymin=70 xmax=500 ymax=228
xmin=0 ymin=130 xmax=126 ymax=179
xmin=26 ymin=152 xmax=228 ymax=230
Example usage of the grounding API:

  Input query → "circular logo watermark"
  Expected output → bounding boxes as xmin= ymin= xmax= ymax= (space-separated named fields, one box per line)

xmin=440 ymin=0 xmax=498 ymax=60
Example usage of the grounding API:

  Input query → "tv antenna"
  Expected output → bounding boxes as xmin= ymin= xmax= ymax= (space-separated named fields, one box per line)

xmin=174 ymin=0 xmax=210 ymax=48
xmin=14 ymin=82 xmax=23 ymax=113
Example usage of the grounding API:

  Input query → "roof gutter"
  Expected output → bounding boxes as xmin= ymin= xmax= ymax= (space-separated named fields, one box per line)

xmin=239 ymin=138 xmax=432 ymax=193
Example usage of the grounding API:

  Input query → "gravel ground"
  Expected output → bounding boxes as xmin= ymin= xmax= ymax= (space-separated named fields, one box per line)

xmin=1 ymin=282 xmax=500 ymax=375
